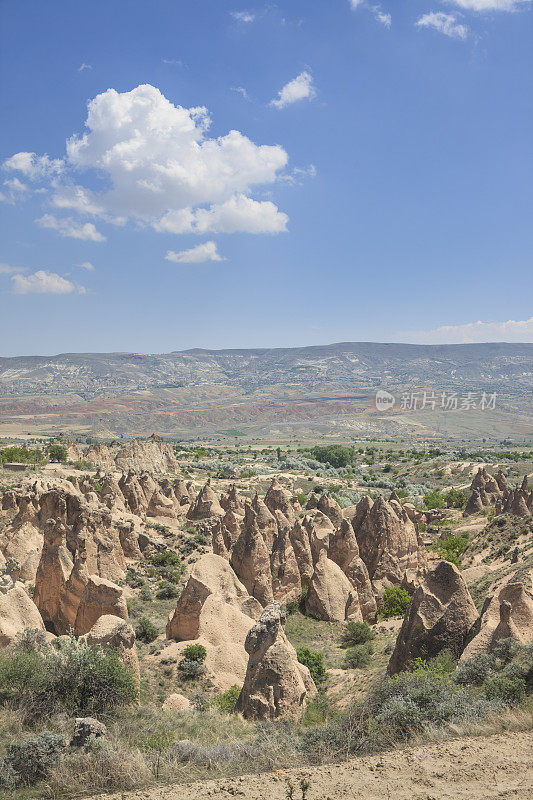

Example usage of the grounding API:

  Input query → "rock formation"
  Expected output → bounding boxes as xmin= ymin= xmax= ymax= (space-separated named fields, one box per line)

xmin=187 ymin=480 xmax=225 ymax=520
xmin=74 ymin=575 xmax=128 ymax=636
xmin=264 ymin=478 xmax=295 ymax=525
xmin=289 ymin=519 xmax=314 ymax=587
xmin=230 ymin=505 xmax=274 ymax=606
xmin=388 ymin=561 xmax=478 ymax=674
xmin=0 ymin=581 xmax=45 ymax=647
xmin=305 ymin=552 xmax=362 ymax=623
xmin=353 ymin=496 xmax=426 ymax=596
xmin=114 ymin=434 xmax=178 ymax=473
xmin=251 ymin=492 xmax=277 ymax=547
xmin=461 ymin=583 xmax=533 ymax=661
xmin=33 ymin=518 xmax=73 ymax=631
xmin=329 ymin=519 xmax=376 ymax=622
xmin=236 ymin=602 xmax=317 ymax=720
xmin=270 ymin=515 xmax=301 ymax=605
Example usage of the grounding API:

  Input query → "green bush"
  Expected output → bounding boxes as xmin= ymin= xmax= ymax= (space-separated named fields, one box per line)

xmin=296 ymin=647 xmax=326 ymax=685
xmin=212 ymin=685 xmax=241 ymax=714
xmin=454 ymin=653 xmax=494 ymax=686
xmin=182 ymin=644 xmax=207 ymax=663
xmin=423 ymin=490 xmax=445 ymax=509
xmin=155 ymin=581 xmax=179 ymax=599
xmin=135 ymin=616 xmax=158 ymax=644
xmin=178 ymin=659 xmax=207 ymax=680
xmin=0 ymin=731 xmax=65 ymax=787
xmin=343 ymin=643 xmax=374 ymax=668
xmin=484 ymin=675 xmax=526 ymax=706
xmin=445 ymin=488 xmax=470 ymax=509
xmin=339 ymin=621 xmax=374 ymax=648
xmin=48 ymin=444 xmax=68 ymax=463
xmin=310 ymin=445 xmax=355 ymax=469
xmin=431 ymin=534 xmax=469 ymax=567
xmin=0 ymin=637 xmax=138 ymax=720
xmin=380 ymin=586 xmax=412 ymax=619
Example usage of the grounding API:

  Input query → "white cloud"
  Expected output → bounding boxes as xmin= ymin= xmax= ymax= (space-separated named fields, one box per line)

xmin=446 ymin=0 xmax=530 ymax=10
xmin=0 ymin=262 xmax=25 ymax=275
xmin=374 ymin=10 xmax=392 ymax=27
xmin=77 ymin=261 xmax=95 ymax=271
xmin=270 ymin=71 xmax=316 ymax=110
xmin=36 ymin=213 xmax=106 ymax=242
xmin=165 ymin=241 xmax=225 ymax=263
xmin=162 ymin=58 xmax=184 ymax=66
xmin=155 ymin=194 xmax=288 ymax=234
xmin=78 ymin=63 xmax=92 ymax=71
xmin=5 ymin=84 xmax=289 ymax=237
xmin=11 ymin=270 xmax=82 ymax=295
xmin=416 ymin=12 xmax=469 ymax=39
xmin=231 ymin=86 xmax=250 ymax=100
xmin=3 ymin=152 xmax=63 ymax=179
xmin=349 ymin=0 xmax=365 ymax=8
xmin=231 ymin=10 xmax=255 ymax=23
xmin=398 ymin=317 xmax=533 ymax=344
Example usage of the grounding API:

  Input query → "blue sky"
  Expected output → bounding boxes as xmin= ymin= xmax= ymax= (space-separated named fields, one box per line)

xmin=0 ymin=0 xmax=532 ymax=356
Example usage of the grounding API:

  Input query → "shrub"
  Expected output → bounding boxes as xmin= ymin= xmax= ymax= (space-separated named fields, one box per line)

xmin=454 ymin=653 xmax=494 ymax=686
xmin=182 ymin=644 xmax=207 ymax=663
xmin=178 ymin=659 xmax=207 ymax=680
xmin=339 ymin=621 xmax=374 ymax=648
xmin=212 ymin=685 xmax=241 ymax=714
xmin=343 ymin=643 xmax=374 ymax=669
xmin=423 ymin=490 xmax=445 ymax=510
xmin=484 ymin=676 xmax=526 ymax=706
xmin=135 ymin=616 xmax=158 ymax=644
xmin=139 ymin=585 xmax=153 ymax=602
xmin=431 ymin=535 xmax=469 ymax=567
xmin=155 ymin=581 xmax=179 ymax=600
xmin=380 ymin=586 xmax=412 ymax=619
xmin=0 ymin=731 xmax=65 ymax=787
xmin=0 ymin=637 xmax=138 ymax=720
xmin=445 ymin=488 xmax=470 ymax=509
xmin=297 ymin=647 xmax=327 ymax=685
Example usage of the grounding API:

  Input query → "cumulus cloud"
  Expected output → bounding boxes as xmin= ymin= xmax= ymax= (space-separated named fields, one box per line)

xmin=36 ymin=213 xmax=106 ymax=241
xmin=416 ymin=12 xmax=469 ymax=39
xmin=231 ymin=10 xmax=255 ymax=22
xmin=5 ymin=84 xmax=290 ymax=237
xmin=398 ymin=317 xmax=533 ymax=344
xmin=165 ymin=241 xmax=225 ymax=263
xmin=446 ymin=0 xmax=530 ymax=10
xmin=11 ymin=270 xmax=82 ymax=295
xmin=349 ymin=0 xmax=365 ymax=8
xmin=78 ymin=63 xmax=92 ymax=71
xmin=270 ymin=71 xmax=316 ymax=110
xmin=3 ymin=152 xmax=63 ymax=179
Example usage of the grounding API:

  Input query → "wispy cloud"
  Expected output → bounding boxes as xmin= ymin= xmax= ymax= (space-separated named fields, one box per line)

xmin=0 ymin=262 xmax=26 ymax=275
xmin=446 ymin=0 xmax=530 ymax=10
xmin=77 ymin=261 xmax=95 ymax=271
xmin=162 ymin=58 xmax=184 ymax=67
xmin=11 ymin=270 xmax=84 ymax=295
xmin=374 ymin=9 xmax=392 ymax=28
xmin=398 ymin=316 xmax=533 ymax=344
xmin=416 ymin=12 xmax=469 ymax=39
xmin=36 ymin=214 xmax=106 ymax=242
xmin=231 ymin=86 xmax=250 ymax=100
xmin=78 ymin=63 xmax=92 ymax=71
xmin=230 ymin=10 xmax=255 ymax=23
xmin=165 ymin=241 xmax=225 ymax=264
xmin=270 ymin=71 xmax=316 ymax=110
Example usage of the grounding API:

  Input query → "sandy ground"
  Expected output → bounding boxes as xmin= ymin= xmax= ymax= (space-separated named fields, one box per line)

xmin=94 ymin=731 xmax=533 ymax=800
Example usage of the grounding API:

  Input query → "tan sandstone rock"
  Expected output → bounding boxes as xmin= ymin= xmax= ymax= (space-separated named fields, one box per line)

xmin=388 ymin=561 xmax=478 ymax=674
xmin=236 ymin=602 xmax=317 ymax=721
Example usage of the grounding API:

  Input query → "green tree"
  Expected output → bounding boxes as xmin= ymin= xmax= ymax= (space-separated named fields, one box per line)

xmin=48 ymin=444 xmax=68 ymax=463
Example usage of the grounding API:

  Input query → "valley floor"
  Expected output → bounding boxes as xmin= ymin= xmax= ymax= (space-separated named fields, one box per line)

xmin=94 ymin=730 xmax=533 ymax=800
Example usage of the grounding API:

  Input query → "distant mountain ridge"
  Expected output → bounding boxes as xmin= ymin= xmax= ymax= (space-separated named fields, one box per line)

xmin=1 ymin=342 xmax=532 ymax=397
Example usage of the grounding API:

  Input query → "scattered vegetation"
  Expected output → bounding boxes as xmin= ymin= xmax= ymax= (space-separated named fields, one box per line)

xmin=296 ymin=647 xmax=327 ymax=685
xmin=380 ymin=586 xmax=412 ymax=619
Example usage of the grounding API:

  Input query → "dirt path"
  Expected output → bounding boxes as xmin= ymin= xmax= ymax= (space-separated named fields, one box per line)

xmin=95 ymin=730 xmax=533 ymax=800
